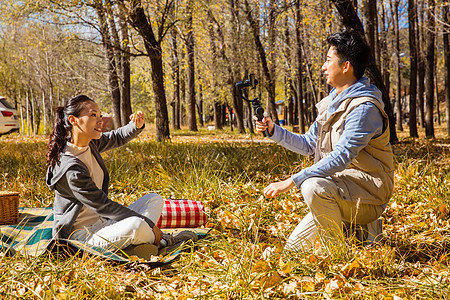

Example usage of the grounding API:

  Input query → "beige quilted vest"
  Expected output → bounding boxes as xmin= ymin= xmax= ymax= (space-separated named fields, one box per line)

xmin=314 ymin=96 xmax=394 ymax=205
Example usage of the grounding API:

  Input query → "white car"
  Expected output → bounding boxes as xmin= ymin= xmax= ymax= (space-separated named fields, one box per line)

xmin=0 ymin=97 xmax=20 ymax=136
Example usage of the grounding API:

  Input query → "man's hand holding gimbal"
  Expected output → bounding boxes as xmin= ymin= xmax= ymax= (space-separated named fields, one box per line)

xmin=253 ymin=114 xmax=275 ymax=136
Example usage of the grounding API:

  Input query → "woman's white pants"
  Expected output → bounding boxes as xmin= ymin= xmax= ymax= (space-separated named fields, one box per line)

xmin=70 ymin=193 xmax=164 ymax=250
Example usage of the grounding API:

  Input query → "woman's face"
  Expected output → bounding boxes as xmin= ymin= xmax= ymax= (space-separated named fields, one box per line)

xmin=69 ymin=101 xmax=103 ymax=147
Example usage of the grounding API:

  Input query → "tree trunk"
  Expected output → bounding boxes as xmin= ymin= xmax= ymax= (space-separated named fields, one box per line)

xmin=228 ymin=1 xmax=245 ymax=133
xmin=392 ymin=0 xmax=403 ymax=131
xmin=186 ymin=0 xmax=197 ymax=132
xmin=95 ymin=2 xmax=121 ymax=129
xmin=363 ymin=0 xmax=377 ymax=59
xmin=380 ymin=3 xmax=390 ymax=95
xmin=126 ymin=0 xmax=170 ymax=141
xmin=443 ymin=4 xmax=450 ymax=136
xmin=247 ymin=101 xmax=254 ymax=133
xmin=330 ymin=0 xmax=398 ymax=143
xmin=170 ymin=28 xmax=181 ymax=130
xmin=117 ymin=2 xmax=132 ymax=125
xmin=408 ymin=0 xmax=418 ymax=137
xmin=213 ymin=102 xmax=222 ymax=130
xmin=417 ymin=2 xmax=426 ymax=128
xmin=424 ymin=0 xmax=435 ymax=138
xmin=244 ymin=0 xmax=279 ymax=124
xmin=288 ymin=82 xmax=295 ymax=126
xmin=197 ymin=79 xmax=204 ymax=127
xmin=295 ymin=0 xmax=305 ymax=133
xmin=206 ymin=10 xmax=223 ymax=131
xmin=267 ymin=0 xmax=278 ymax=124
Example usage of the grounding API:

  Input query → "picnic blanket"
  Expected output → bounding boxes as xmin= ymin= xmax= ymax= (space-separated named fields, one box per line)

xmin=0 ymin=207 xmax=209 ymax=265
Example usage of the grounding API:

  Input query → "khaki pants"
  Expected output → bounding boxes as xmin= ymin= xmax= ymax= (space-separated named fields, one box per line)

xmin=285 ymin=177 xmax=385 ymax=252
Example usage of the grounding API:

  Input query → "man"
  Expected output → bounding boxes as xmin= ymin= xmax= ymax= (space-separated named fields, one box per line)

xmin=255 ymin=31 xmax=394 ymax=251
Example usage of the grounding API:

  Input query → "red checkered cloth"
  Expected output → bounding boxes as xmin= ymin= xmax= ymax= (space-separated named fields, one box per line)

xmin=156 ymin=199 xmax=207 ymax=228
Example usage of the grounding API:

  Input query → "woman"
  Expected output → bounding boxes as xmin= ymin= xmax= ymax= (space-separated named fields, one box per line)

xmin=46 ymin=95 xmax=196 ymax=260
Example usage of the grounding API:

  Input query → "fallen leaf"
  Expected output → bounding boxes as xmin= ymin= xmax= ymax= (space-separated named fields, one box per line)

xmin=315 ymin=272 xmax=326 ymax=284
xmin=262 ymin=272 xmax=283 ymax=289
xmin=280 ymin=262 xmax=294 ymax=274
xmin=341 ymin=259 xmax=364 ymax=277
xmin=301 ymin=279 xmax=315 ymax=292
xmin=252 ymin=260 xmax=270 ymax=273
xmin=308 ymin=255 xmax=318 ymax=263
xmin=439 ymin=204 xmax=449 ymax=216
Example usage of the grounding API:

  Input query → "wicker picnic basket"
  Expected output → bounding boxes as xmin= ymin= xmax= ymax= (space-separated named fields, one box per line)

xmin=0 ymin=191 xmax=19 ymax=225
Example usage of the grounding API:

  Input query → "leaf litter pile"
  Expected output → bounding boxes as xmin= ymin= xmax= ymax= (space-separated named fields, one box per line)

xmin=1 ymin=132 xmax=450 ymax=299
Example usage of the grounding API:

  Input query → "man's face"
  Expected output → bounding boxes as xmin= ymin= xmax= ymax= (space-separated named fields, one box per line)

xmin=321 ymin=46 xmax=346 ymax=88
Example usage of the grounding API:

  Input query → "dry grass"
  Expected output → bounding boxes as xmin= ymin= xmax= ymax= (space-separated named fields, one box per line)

xmin=1 ymin=124 xmax=450 ymax=299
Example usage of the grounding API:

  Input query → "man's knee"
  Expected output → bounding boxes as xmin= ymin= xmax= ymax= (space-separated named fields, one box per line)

xmin=301 ymin=177 xmax=339 ymax=207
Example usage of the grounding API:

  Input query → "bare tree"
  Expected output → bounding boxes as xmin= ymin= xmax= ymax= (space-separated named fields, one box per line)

xmin=380 ymin=2 xmax=390 ymax=95
xmin=443 ymin=4 xmax=450 ymax=136
xmin=424 ymin=0 xmax=435 ymax=138
xmin=116 ymin=2 xmax=132 ymax=126
xmin=392 ymin=0 xmax=403 ymax=131
xmin=408 ymin=0 xmax=418 ymax=137
xmin=230 ymin=0 xmax=246 ymax=134
xmin=185 ymin=0 xmax=197 ymax=131
xmin=243 ymin=0 xmax=279 ymax=124
xmin=294 ymin=0 xmax=305 ymax=133
xmin=170 ymin=27 xmax=181 ymax=130
xmin=417 ymin=2 xmax=426 ymax=128
xmin=95 ymin=1 xmax=121 ymax=129
xmin=124 ymin=0 xmax=171 ymax=141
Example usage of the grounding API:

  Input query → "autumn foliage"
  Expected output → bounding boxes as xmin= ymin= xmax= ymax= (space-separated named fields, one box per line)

xmin=1 ymin=127 xmax=450 ymax=298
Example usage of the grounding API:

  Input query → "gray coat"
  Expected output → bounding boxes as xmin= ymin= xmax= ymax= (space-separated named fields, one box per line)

xmin=46 ymin=122 xmax=154 ymax=239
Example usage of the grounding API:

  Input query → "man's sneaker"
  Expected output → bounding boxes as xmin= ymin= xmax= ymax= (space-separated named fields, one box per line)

xmin=122 ymin=243 xmax=159 ymax=260
xmin=159 ymin=230 xmax=198 ymax=255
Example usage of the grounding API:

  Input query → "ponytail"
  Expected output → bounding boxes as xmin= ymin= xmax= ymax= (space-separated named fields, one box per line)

xmin=46 ymin=95 xmax=94 ymax=167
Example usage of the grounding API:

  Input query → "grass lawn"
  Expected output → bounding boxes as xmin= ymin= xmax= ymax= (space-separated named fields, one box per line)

xmin=1 ymin=124 xmax=450 ymax=299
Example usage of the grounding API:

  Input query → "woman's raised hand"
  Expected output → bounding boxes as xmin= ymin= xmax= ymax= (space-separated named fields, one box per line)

xmin=130 ymin=111 xmax=145 ymax=129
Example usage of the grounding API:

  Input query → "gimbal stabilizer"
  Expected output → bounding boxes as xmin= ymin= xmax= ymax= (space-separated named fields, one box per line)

xmin=235 ymin=74 xmax=268 ymax=137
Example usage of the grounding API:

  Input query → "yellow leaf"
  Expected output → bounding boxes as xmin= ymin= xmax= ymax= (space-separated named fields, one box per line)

xmin=262 ymin=272 xmax=283 ymax=289
xmin=439 ymin=204 xmax=449 ymax=216
xmin=308 ymin=255 xmax=318 ymax=263
xmin=280 ymin=262 xmax=294 ymax=274
xmin=341 ymin=259 xmax=364 ymax=277
xmin=252 ymin=260 xmax=270 ymax=273
xmin=301 ymin=280 xmax=315 ymax=292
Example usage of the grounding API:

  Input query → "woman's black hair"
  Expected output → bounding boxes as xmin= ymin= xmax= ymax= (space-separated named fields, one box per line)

xmin=326 ymin=30 xmax=371 ymax=79
xmin=46 ymin=95 xmax=94 ymax=167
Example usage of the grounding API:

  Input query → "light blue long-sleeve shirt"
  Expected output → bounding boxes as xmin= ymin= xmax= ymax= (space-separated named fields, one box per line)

xmin=270 ymin=77 xmax=384 ymax=188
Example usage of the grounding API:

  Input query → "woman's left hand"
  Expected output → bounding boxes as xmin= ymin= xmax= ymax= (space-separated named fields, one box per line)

xmin=130 ymin=111 xmax=145 ymax=129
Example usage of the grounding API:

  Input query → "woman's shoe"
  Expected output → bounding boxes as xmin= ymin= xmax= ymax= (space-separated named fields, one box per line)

xmin=122 ymin=243 xmax=159 ymax=260
xmin=159 ymin=230 xmax=198 ymax=255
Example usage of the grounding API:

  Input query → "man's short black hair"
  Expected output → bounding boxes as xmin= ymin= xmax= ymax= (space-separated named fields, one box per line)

xmin=326 ymin=30 xmax=370 ymax=79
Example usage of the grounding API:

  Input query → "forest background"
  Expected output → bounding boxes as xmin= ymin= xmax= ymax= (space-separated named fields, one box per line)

xmin=1 ymin=0 xmax=450 ymax=299
xmin=0 ymin=0 xmax=448 ymax=141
